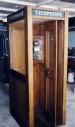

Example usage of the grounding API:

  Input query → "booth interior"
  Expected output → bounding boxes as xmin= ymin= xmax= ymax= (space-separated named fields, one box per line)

xmin=8 ymin=8 xmax=68 ymax=127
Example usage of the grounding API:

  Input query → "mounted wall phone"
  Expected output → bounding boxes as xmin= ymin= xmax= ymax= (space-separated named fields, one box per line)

xmin=33 ymin=38 xmax=42 ymax=60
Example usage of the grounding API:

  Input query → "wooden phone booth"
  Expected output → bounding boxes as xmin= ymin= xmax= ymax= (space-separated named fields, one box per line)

xmin=7 ymin=6 xmax=68 ymax=127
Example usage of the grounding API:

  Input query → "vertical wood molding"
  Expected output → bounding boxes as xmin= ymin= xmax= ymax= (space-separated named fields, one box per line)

xmin=54 ymin=20 xmax=58 ymax=127
xmin=62 ymin=12 xmax=68 ymax=124
xmin=25 ymin=6 xmax=34 ymax=127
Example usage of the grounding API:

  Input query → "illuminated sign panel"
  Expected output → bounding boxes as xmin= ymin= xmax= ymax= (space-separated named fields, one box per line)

xmin=32 ymin=9 xmax=64 ymax=18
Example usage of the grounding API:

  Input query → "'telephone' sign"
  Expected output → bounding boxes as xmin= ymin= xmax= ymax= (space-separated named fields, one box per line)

xmin=32 ymin=9 xmax=64 ymax=18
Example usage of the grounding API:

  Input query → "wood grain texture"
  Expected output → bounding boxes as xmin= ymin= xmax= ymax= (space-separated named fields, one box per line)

xmin=33 ymin=24 xmax=44 ymax=36
xmin=33 ymin=26 xmax=45 ymax=108
xmin=54 ymin=21 xmax=57 ymax=127
xmin=9 ymin=23 xmax=25 ymax=75
xmin=62 ymin=12 xmax=68 ymax=124
xmin=44 ymin=21 xmax=57 ymax=127
xmin=57 ymin=21 xmax=64 ymax=124
xmin=33 ymin=63 xmax=39 ymax=107
xmin=25 ymin=6 xmax=34 ymax=127
xmin=33 ymin=63 xmax=45 ymax=107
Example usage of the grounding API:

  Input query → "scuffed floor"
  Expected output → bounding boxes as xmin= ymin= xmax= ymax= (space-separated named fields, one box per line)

xmin=59 ymin=83 xmax=75 ymax=127
xmin=0 ymin=82 xmax=75 ymax=127
xmin=0 ymin=83 xmax=19 ymax=127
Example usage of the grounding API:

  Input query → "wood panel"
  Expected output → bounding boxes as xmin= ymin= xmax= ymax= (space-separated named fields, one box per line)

xmin=9 ymin=23 xmax=25 ymax=75
xmin=39 ymin=63 xmax=45 ymax=106
xmin=57 ymin=21 xmax=64 ymax=124
xmin=33 ymin=24 xmax=40 ymax=36
xmin=44 ymin=21 xmax=56 ymax=110
xmin=33 ymin=63 xmax=45 ymax=107
xmin=45 ymin=31 xmax=55 ymax=109
xmin=33 ymin=24 xmax=44 ymax=36
xmin=44 ymin=21 xmax=57 ymax=127
xmin=33 ymin=63 xmax=39 ymax=107
xmin=10 ymin=76 xmax=28 ymax=127
xmin=33 ymin=24 xmax=45 ymax=108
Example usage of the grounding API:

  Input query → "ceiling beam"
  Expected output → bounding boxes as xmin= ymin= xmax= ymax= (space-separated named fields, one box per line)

xmin=39 ymin=5 xmax=58 ymax=9
xmin=62 ymin=8 xmax=75 ymax=12
xmin=36 ymin=0 xmax=55 ymax=7
xmin=58 ymin=2 xmax=74 ymax=9
xmin=0 ymin=13 xmax=8 ymax=16
xmin=0 ymin=0 xmax=35 ymax=6
xmin=0 ymin=7 xmax=18 ymax=12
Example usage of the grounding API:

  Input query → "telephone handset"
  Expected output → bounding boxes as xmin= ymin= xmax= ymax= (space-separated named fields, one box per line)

xmin=33 ymin=39 xmax=42 ymax=60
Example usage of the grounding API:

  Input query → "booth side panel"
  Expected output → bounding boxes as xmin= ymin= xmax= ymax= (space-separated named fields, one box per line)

xmin=9 ymin=21 xmax=29 ymax=126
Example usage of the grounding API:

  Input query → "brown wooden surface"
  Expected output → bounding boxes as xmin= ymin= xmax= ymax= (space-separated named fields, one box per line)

xmin=45 ymin=21 xmax=57 ymax=127
xmin=33 ymin=63 xmax=39 ymax=107
xmin=39 ymin=63 xmax=45 ymax=106
xmin=62 ymin=12 xmax=68 ymax=124
xmin=9 ymin=23 xmax=25 ymax=75
xmin=25 ymin=6 xmax=34 ymax=127
xmin=8 ymin=6 xmax=68 ymax=127
xmin=33 ymin=25 xmax=45 ymax=108
xmin=33 ymin=63 xmax=44 ymax=107
xmin=33 ymin=24 xmax=44 ymax=36
xmin=10 ymin=76 xmax=28 ymax=126
xmin=54 ymin=21 xmax=57 ymax=127
xmin=57 ymin=21 xmax=64 ymax=124
xmin=45 ymin=21 xmax=56 ymax=109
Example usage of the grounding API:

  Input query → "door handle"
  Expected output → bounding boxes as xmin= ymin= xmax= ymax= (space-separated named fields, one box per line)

xmin=45 ymin=68 xmax=53 ymax=79
xmin=47 ymin=70 xmax=51 ymax=77
xmin=45 ymin=69 xmax=50 ymax=77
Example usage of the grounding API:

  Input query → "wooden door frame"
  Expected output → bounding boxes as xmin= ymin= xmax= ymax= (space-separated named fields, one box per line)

xmin=44 ymin=21 xmax=58 ymax=127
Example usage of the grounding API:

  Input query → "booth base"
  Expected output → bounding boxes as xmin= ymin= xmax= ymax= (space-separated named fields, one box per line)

xmin=34 ymin=106 xmax=55 ymax=127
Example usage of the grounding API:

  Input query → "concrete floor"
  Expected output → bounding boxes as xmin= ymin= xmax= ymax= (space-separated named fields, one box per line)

xmin=0 ymin=82 xmax=75 ymax=127
xmin=59 ymin=83 xmax=75 ymax=127
xmin=0 ymin=82 xmax=19 ymax=127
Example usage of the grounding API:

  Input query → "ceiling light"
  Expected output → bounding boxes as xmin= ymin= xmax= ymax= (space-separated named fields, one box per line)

xmin=15 ymin=5 xmax=19 ymax=8
xmin=0 ymin=0 xmax=35 ymax=6
xmin=0 ymin=7 xmax=18 ymax=12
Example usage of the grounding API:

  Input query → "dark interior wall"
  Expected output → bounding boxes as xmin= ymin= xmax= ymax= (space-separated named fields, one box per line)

xmin=0 ymin=21 xmax=9 ymax=83
xmin=69 ymin=17 xmax=75 ymax=31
